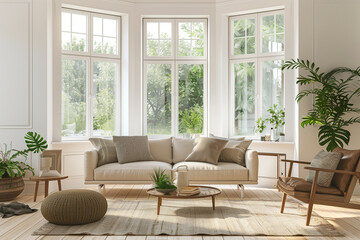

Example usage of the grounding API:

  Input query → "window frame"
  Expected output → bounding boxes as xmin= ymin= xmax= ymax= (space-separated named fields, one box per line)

xmin=61 ymin=8 xmax=121 ymax=140
xmin=142 ymin=18 xmax=208 ymax=138
xmin=229 ymin=10 xmax=285 ymax=138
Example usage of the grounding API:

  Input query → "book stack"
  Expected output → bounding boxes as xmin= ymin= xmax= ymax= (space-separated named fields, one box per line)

xmin=178 ymin=186 xmax=200 ymax=196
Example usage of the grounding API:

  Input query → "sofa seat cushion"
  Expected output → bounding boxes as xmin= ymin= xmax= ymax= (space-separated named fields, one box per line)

xmin=278 ymin=177 xmax=343 ymax=196
xmin=94 ymin=161 xmax=172 ymax=181
xmin=173 ymin=162 xmax=249 ymax=181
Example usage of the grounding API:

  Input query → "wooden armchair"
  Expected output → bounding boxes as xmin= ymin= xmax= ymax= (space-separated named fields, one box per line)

xmin=277 ymin=148 xmax=360 ymax=226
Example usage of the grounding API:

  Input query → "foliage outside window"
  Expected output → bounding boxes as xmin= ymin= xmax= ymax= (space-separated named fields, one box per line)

xmin=144 ymin=19 xmax=207 ymax=137
xmin=229 ymin=10 xmax=285 ymax=137
xmin=61 ymin=9 xmax=120 ymax=139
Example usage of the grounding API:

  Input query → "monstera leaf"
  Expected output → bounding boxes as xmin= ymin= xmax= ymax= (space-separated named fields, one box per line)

xmin=24 ymin=132 xmax=48 ymax=153
xmin=318 ymin=125 xmax=351 ymax=152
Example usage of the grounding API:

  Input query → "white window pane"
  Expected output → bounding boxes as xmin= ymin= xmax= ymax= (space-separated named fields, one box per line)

xmin=93 ymin=36 xmax=102 ymax=53
xmin=234 ymin=62 xmax=255 ymax=136
xmin=159 ymin=22 xmax=171 ymax=39
xmin=61 ymin=12 xmax=71 ymax=32
xmin=191 ymin=22 xmax=204 ymax=39
xmin=262 ymin=15 xmax=274 ymax=35
xmin=234 ymin=19 xmax=245 ymax=38
xmin=262 ymin=35 xmax=275 ymax=53
xmin=103 ymin=37 xmax=117 ymax=55
xmin=72 ymin=13 xmax=87 ymax=34
xmin=147 ymin=22 xmax=158 ymax=39
xmin=159 ymin=40 xmax=172 ymax=56
xmin=72 ymin=33 xmax=87 ymax=52
xmin=234 ymin=37 xmax=245 ymax=55
xmin=146 ymin=64 xmax=172 ymax=135
xmin=275 ymin=34 xmax=284 ymax=52
xmin=178 ymin=64 xmax=204 ymax=134
xmin=246 ymin=37 xmax=255 ymax=54
xmin=192 ymin=39 xmax=204 ymax=56
xmin=179 ymin=22 xmax=191 ymax=39
xmin=62 ymin=32 xmax=71 ymax=50
xmin=262 ymin=60 xmax=284 ymax=117
xmin=276 ymin=14 xmax=284 ymax=33
xmin=147 ymin=40 xmax=159 ymax=56
xmin=178 ymin=40 xmax=191 ymax=56
xmin=103 ymin=18 xmax=117 ymax=37
xmin=93 ymin=17 xmax=102 ymax=35
xmin=246 ymin=18 xmax=255 ymax=36
xmin=62 ymin=58 xmax=87 ymax=137
xmin=93 ymin=61 xmax=118 ymax=137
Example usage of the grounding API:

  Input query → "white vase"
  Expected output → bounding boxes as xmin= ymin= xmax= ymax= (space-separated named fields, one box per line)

xmin=39 ymin=157 xmax=61 ymax=177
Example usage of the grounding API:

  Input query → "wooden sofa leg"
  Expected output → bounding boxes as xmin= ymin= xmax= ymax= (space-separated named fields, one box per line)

xmin=280 ymin=192 xmax=287 ymax=213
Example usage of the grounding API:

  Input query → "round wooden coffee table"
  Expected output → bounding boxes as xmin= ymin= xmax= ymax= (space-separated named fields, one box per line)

xmin=147 ymin=186 xmax=221 ymax=215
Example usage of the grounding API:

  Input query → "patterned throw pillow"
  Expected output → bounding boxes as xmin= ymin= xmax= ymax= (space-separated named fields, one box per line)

xmin=306 ymin=150 xmax=343 ymax=187
xmin=89 ymin=138 xmax=118 ymax=167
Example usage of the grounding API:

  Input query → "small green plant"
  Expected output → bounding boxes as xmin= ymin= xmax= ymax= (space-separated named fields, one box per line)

xmin=151 ymin=168 xmax=176 ymax=189
xmin=255 ymin=117 xmax=267 ymax=134
xmin=0 ymin=132 xmax=48 ymax=179
xmin=266 ymin=104 xmax=285 ymax=130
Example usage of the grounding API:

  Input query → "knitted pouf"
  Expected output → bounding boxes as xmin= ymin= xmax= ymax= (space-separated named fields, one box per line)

xmin=41 ymin=189 xmax=107 ymax=225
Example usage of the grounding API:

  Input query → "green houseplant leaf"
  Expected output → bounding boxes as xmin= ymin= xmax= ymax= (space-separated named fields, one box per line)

xmin=24 ymin=131 xmax=48 ymax=154
xmin=282 ymin=59 xmax=360 ymax=151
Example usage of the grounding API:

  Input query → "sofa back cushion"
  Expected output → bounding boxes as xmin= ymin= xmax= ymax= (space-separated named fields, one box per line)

xmin=332 ymin=147 xmax=360 ymax=193
xmin=148 ymin=138 xmax=172 ymax=164
xmin=89 ymin=138 xmax=118 ymax=167
xmin=113 ymin=136 xmax=153 ymax=164
xmin=172 ymin=138 xmax=196 ymax=163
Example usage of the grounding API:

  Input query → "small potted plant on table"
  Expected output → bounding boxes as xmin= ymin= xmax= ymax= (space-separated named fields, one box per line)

xmin=151 ymin=168 xmax=177 ymax=194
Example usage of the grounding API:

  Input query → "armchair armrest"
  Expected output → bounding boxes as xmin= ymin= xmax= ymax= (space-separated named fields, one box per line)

xmin=245 ymin=149 xmax=258 ymax=181
xmin=84 ymin=150 xmax=98 ymax=181
xmin=281 ymin=159 xmax=311 ymax=165
xmin=304 ymin=166 xmax=360 ymax=178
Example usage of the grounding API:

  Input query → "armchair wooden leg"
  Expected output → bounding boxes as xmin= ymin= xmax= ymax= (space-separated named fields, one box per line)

xmin=306 ymin=171 xmax=319 ymax=226
xmin=280 ymin=192 xmax=287 ymax=213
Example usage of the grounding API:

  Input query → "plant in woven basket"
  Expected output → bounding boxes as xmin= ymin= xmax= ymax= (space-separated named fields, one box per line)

xmin=0 ymin=132 xmax=48 ymax=179
xmin=151 ymin=168 xmax=176 ymax=189
xmin=282 ymin=59 xmax=360 ymax=151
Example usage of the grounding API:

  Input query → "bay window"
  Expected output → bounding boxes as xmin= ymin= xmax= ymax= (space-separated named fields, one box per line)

xmin=61 ymin=9 xmax=121 ymax=139
xmin=229 ymin=10 xmax=285 ymax=137
xmin=143 ymin=19 xmax=207 ymax=137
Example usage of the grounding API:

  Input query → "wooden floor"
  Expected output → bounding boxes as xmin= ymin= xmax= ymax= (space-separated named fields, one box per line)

xmin=1 ymin=184 xmax=360 ymax=240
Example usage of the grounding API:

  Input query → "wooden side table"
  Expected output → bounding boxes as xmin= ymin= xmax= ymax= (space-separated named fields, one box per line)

xmin=29 ymin=176 xmax=68 ymax=202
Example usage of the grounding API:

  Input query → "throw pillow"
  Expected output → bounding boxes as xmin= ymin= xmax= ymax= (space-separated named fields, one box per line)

xmin=148 ymin=138 xmax=172 ymax=164
xmin=219 ymin=140 xmax=252 ymax=166
xmin=172 ymin=138 xmax=196 ymax=163
xmin=332 ymin=147 xmax=360 ymax=193
xmin=306 ymin=150 xmax=343 ymax=187
xmin=185 ymin=137 xmax=228 ymax=165
xmin=113 ymin=136 xmax=153 ymax=164
xmin=89 ymin=138 xmax=117 ymax=167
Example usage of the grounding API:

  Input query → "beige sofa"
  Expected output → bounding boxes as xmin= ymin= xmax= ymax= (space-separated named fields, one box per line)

xmin=84 ymin=138 xmax=258 ymax=198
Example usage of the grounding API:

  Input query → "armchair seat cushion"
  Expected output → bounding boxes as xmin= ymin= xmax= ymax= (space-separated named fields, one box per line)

xmin=278 ymin=177 xmax=343 ymax=196
xmin=94 ymin=161 xmax=172 ymax=181
xmin=173 ymin=162 xmax=249 ymax=181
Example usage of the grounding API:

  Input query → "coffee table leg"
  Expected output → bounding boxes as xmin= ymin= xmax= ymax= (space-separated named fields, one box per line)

xmin=212 ymin=196 xmax=215 ymax=210
xmin=57 ymin=180 xmax=62 ymax=191
xmin=157 ymin=197 xmax=162 ymax=215
xmin=44 ymin=180 xmax=49 ymax=198
xmin=34 ymin=180 xmax=39 ymax=202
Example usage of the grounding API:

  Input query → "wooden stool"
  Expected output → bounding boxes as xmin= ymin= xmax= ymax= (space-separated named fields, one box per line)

xmin=29 ymin=176 xmax=68 ymax=202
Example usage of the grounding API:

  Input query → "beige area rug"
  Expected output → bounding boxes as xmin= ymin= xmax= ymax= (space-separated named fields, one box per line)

xmin=34 ymin=198 xmax=342 ymax=236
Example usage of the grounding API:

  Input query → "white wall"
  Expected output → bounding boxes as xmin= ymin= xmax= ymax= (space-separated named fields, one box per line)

xmin=0 ymin=0 xmax=49 ymax=176
xmin=298 ymin=0 xmax=360 ymax=178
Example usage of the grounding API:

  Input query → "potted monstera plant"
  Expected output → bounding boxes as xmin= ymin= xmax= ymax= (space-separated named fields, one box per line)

xmin=0 ymin=132 xmax=48 ymax=201
xmin=282 ymin=59 xmax=360 ymax=151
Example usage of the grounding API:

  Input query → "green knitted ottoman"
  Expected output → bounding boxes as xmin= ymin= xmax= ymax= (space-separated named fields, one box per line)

xmin=41 ymin=189 xmax=107 ymax=225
